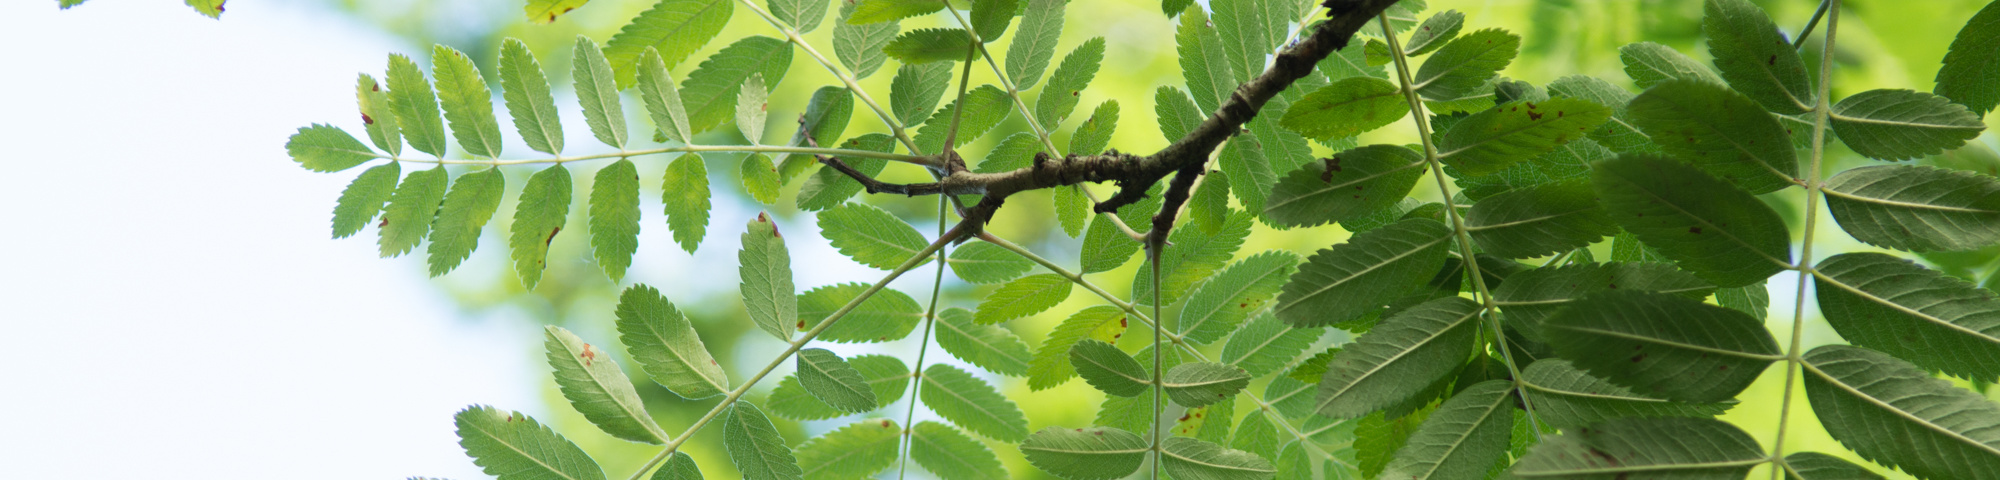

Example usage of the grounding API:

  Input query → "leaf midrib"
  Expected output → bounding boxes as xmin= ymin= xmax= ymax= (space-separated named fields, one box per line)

xmin=1801 ymin=360 xmax=2000 ymax=457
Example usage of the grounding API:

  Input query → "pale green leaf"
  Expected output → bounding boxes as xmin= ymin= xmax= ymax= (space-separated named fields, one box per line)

xmin=833 ymin=1 xmax=898 ymax=79
xmin=936 ymin=307 xmax=1032 ymax=376
xmin=426 ymin=168 xmax=506 ymax=277
xmin=1274 ymin=219 xmax=1454 ymax=327
xmin=331 ymin=162 xmax=400 ymax=239
xmin=377 ymin=165 xmax=449 ymax=257
xmin=662 ymin=154 xmax=710 ymax=253
xmin=1069 ymin=339 xmax=1149 ymax=397
xmin=431 ymin=45 xmax=503 ymax=158
xmin=1544 ymin=291 xmax=1781 ymax=402
xmin=777 ymin=87 xmax=855 ymax=181
xmin=1413 ymin=28 xmax=1518 ymax=103
xmin=741 ymin=153 xmax=781 ymax=204
xmin=1028 ymin=306 xmax=1129 ymax=390
xmin=1464 ymin=181 xmax=1618 ymax=259
xmin=637 ymin=47 xmax=694 ymax=144
xmin=1189 ymin=170 xmax=1233 ymax=234
xmin=1175 ymin=396 xmax=1235 ymax=443
xmin=797 ymin=134 xmax=896 ymax=210
xmin=912 ymin=421 xmax=1009 ymax=480
xmin=975 ymin=274 xmax=1072 ymax=324
xmin=795 ymin=348 xmax=878 ymax=413
xmin=1786 ymin=452 xmax=1887 ymax=480
xmin=1179 ymin=5 xmax=1236 ymax=113
xmin=1263 ymin=144 xmax=1426 ymax=228
xmin=1165 ymin=362 xmax=1251 ymax=408
xmin=1160 ymin=436 xmax=1277 ymax=480
xmin=652 ymin=452 xmax=703 ymax=480
xmin=679 ymin=36 xmax=793 ymax=136
xmin=1832 ymin=89 xmax=1988 ymax=161
xmin=819 ymin=202 xmax=929 ymax=270
xmin=499 ymin=38 xmax=564 ymax=155
xmin=605 ymin=0 xmax=734 ymax=88
xmin=386 ymin=54 xmax=449 ymax=157
xmin=724 ymin=402 xmax=803 ymax=480
xmin=848 ymin=0 xmax=942 ymax=24
xmin=1220 ymin=313 xmax=1321 ymax=378
xmin=455 ymin=406 xmax=606 ymax=480
xmin=1802 ymin=345 xmax=2000 ymax=480
xmin=1403 ymin=10 xmax=1465 ymax=56
xmin=1824 ymin=165 xmax=2000 ymax=252
xmin=913 ymin=85 xmax=1013 ymax=153
xmin=1520 ymin=359 xmax=1734 ymax=430
xmin=544 ymin=325 xmax=667 ymax=444
xmin=1356 ymin=408 xmax=1429 ymax=478
xmin=885 ymin=28 xmax=978 ymax=65
xmin=589 ymin=160 xmax=642 ymax=280
xmin=1229 ymin=410 xmax=1282 ymax=463
xmin=1054 ymin=186 xmax=1090 ymax=237
xmin=1315 ymin=297 xmax=1481 ymax=418
xmin=1211 ymin=0 xmax=1282 ymax=84
xmin=975 ymin=132 xmax=1041 ymax=173
xmin=355 ymin=74 xmax=402 ymax=155
xmin=527 ymin=0 xmax=591 ymax=24
xmin=797 ymin=283 xmax=922 ymax=343
xmin=1020 ymin=426 xmax=1148 ymax=480
xmin=969 ymin=0 xmax=1017 ymax=41
xmin=795 ymin=420 xmax=897 ymax=479
xmin=1626 ymin=79 xmax=1799 ymax=194
xmin=1183 ymin=251 xmax=1302 ymax=345
xmin=287 ymin=124 xmax=375 ymax=173
xmin=1619 ymin=42 xmax=1722 ymax=90
xmin=185 ymin=0 xmax=222 ymax=18
xmin=739 ymin=214 xmax=795 ymax=342
xmin=1436 ymin=97 xmax=1611 ymax=177
xmin=1594 ymin=155 xmax=1792 ymax=288
xmin=616 ymin=285 xmax=729 ymax=399
xmin=891 ymin=62 xmax=955 ymax=128
xmin=1156 ymin=87 xmax=1204 ymax=142
xmin=1936 ymin=0 xmax=2000 ymax=115
xmin=768 ymin=0 xmax=828 ymax=33
xmin=1135 ymin=210 xmax=1253 ymax=307
xmin=1280 ymin=77 xmax=1408 ymax=141
xmin=1509 ymin=417 xmax=1764 ymax=479
xmin=946 ymin=241 xmax=1033 ymax=284
xmin=1704 ymin=0 xmax=1814 ymax=114
xmin=1813 ymin=252 xmax=2000 ymax=380
xmin=1094 ymin=345 xmax=1182 ymax=432
xmin=1036 ymin=37 xmax=1106 ymax=128
xmin=1068 ymin=101 xmax=1119 ymax=155
xmin=1379 ymin=380 xmax=1512 ymax=480
xmin=923 ymin=364 xmax=1029 ymax=442
xmin=768 ymin=355 xmax=908 ymax=420
xmin=1546 ymin=75 xmax=1656 ymax=155
xmin=510 ymin=165 xmax=572 ymax=288
xmin=1492 ymin=261 xmax=1715 ymax=342
xmin=573 ymin=36 xmax=628 ymax=149
xmin=735 ymin=73 xmax=768 ymax=144
xmin=1007 ymin=0 xmax=1065 ymax=90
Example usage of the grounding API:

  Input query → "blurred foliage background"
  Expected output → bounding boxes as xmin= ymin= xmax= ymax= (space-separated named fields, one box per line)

xmin=308 ymin=0 xmax=2000 ymax=478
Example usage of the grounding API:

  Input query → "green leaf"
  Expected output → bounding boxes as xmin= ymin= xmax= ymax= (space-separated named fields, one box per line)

xmin=1786 ymin=452 xmax=1887 ymax=480
xmin=1165 ymin=362 xmax=1251 ymax=408
xmin=1703 ymin=0 xmax=1814 ymax=114
xmin=1069 ymin=339 xmax=1150 ymax=397
xmin=795 ymin=419 xmax=897 ymax=479
xmin=1320 ymin=37 xmax=1387 ymax=82
xmin=777 ymin=87 xmax=855 ymax=181
xmin=797 ymin=283 xmax=923 ymax=343
xmin=1803 ymin=345 xmax=2000 ymax=480
xmin=1094 ymin=344 xmax=1183 ymax=432
xmin=969 ymin=0 xmax=1017 ymax=41
xmin=885 ymin=28 xmax=978 ymax=65
xmin=1068 ymin=101 xmax=1119 ymax=155
xmin=527 ymin=0 xmax=591 ymax=24
xmin=1054 ymin=186 xmax=1090 ymax=237
xmin=426 ymin=168 xmax=506 ymax=276
xmin=1182 ymin=251 xmax=1302 ymax=345
xmin=1179 ymin=5 xmax=1237 ymax=114
xmin=923 ymin=364 xmax=1029 ymax=442
xmin=741 ymin=153 xmax=781 ymax=204
xmin=1020 ymin=426 xmax=1149 ymax=480
xmin=430 ymin=45 xmax=504 ymax=158
xmin=1160 ymin=436 xmax=1277 ymax=480
xmin=1626 ymin=79 xmax=1799 ymax=194
xmin=498 ymin=38 xmax=564 ymax=155
xmin=510 ymin=165 xmax=571 ymax=288
xmin=819 ymin=202 xmax=929 ymax=270
xmin=185 ymin=0 xmax=223 ymax=18
xmin=386 ymin=54 xmax=449 ymax=158
xmin=287 ymin=124 xmax=375 ymax=173
xmin=1403 ymin=10 xmax=1465 ymax=56
xmin=1264 ymin=375 xmax=1316 ymax=420
xmin=662 ymin=154 xmax=710 ymax=253
xmin=1436 ymin=97 xmax=1612 ymax=177
xmin=1593 ymin=155 xmax=1792 ymax=288
xmin=1028 ymin=306 xmax=1129 ymax=390
xmin=1813 ymin=252 xmax=2000 ymax=380
xmin=454 ymin=406 xmax=606 ymax=480
xmin=588 ymin=160 xmax=641 ymax=280
xmin=914 ymin=85 xmax=1014 ymax=153
xmin=1936 ymin=0 xmax=2000 ymax=115
xmin=1356 ymin=407 xmax=1429 ymax=479
xmin=797 ymin=134 xmax=897 ymax=210
xmin=573 ymin=37 xmax=628 ymax=149
xmin=1378 ymin=380 xmax=1512 ymax=480
xmin=1275 ymin=219 xmax=1454 ymax=327
xmin=377 ymin=165 xmax=449 ymax=258
xmin=1509 ymin=417 xmax=1764 ymax=479
xmin=735 ymin=73 xmax=768 ymax=143
xmin=891 ymin=62 xmax=956 ymax=128
xmin=976 ymin=132 xmax=1041 ymax=173
xmin=768 ymin=0 xmax=828 ymax=33
xmin=724 ymin=402 xmax=803 ymax=480
xmin=946 ymin=241 xmax=1034 ymax=284
xmin=1221 ymin=313 xmax=1322 ymax=378
xmin=1492 ymin=261 xmax=1715 ymax=342
xmin=1546 ymin=75 xmax=1656 ymax=155
xmin=1210 ymin=0 xmax=1283 ymax=84
xmin=1135 ymin=210 xmax=1253 ymax=307
xmin=1825 ymin=164 xmax=2000 ymax=253
xmin=1229 ymin=410 xmax=1283 ymax=463
xmin=1717 ymin=282 xmax=1770 ymax=319
xmin=768 ymin=354 xmax=909 ymax=420
xmin=615 ymin=285 xmax=730 ymax=399
xmin=833 ymin=1 xmax=898 ymax=79
xmin=1315 ymin=296 xmax=1481 ymax=418
xmin=936 ymin=307 xmax=1032 ymax=376
xmin=1156 ymin=87 xmax=1204 ymax=142
xmin=1007 ymin=0 xmax=1066 ymax=90
xmin=1831 ymin=89 xmax=1988 ymax=161
xmin=1464 ymin=181 xmax=1618 ymax=259
xmin=355 ymin=74 xmax=402 ymax=155
xmin=1618 ymin=42 xmax=1722 ymax=90
xmin=1036 ymin=37 xmax=1107 ymax=128
xmin=1264 ymin=144 xmax=1427 ymax=228
xmin=637 ymin=47 xmax=695 ymax=144
xmin=331 ymin=162 xmax=400 ymax=239
xmin=912 ymin=421 xmax=1009 ymax=480
xmin=976 ymin=274 xmax=1073 ymax=324
xmin=1413 ymin=28 xmax=1519 ymax=102
xmin=849 ymin=0 xmax=943 ymax=24
xmin=651 ymin=452 xmax=703 ymax=480
xmin=1189 ymin=170 xmax=1233 ymax=234
xmin=1543 ymin=291 xmax=1781 ymax=402
xmin=795 ymin=348 xmax=878 ymax=413
xmin=1175 ymin=396 xmax=1235 ymax=443
xmin=729 ymin=216 xmax=793 ymax=340
xmin=679 ymin=36 xmax=794 ymax=136
xmin=1521 ymin=359 xmax=1734 ymax=430
xmin=543 ymin=325 xmax=667 ymax=444
xmin=605 ymin=0 xmax=734 ymax=88
xmin=1280 ymin=77 xmax=1408 ymax=141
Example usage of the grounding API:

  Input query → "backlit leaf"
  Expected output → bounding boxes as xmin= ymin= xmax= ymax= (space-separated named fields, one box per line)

xmin=936 ymin=307 xmax=1032 ymax=376
xmin=355 ymin=74 xmax=402 ymax=155
xmin=976 ymin=274 xmax=1072 ymax=324
xmin=605 ymin=0 xmax=734 ymax=88
xmin=679 ymin=36 xmax=793 ymax=135
xmin=386 ymin=54 xmax=448 ymax=157
xmin=426 ymin=168 xmax=506 ymax=276
xmin=796 ymin=348 xmax=878 ymax=413
xmin=1220 ymin=313 xmax=1322 ymax=378
xmin=946 ymin=241 xmax=1034 ymax=284
xmin=1007 ymin=0 xmax=1066 ymax=90
xmin=796 ymin=134 xmax=896 ymax=210
xmin=1280 ymin=77 xmax=1408 ymax=141
xmin=911 ymin=421 xmax=1009 ymax=480
xmin=573 ymin=36 xmax=628 ymax=149
xmin=661 ymin=154 xmax=710 ymax=253
xmin=1315 ymin=297 xmax=1482 ymax=418
xmin=820 ymin=202 xmax=929 ymax=270
xmin=1036 ymin=37 xmax=1107 ymax=128
xmin=1135 ymin=210 xmax=1253 ymax=308
xmin=1069 ymin=339 xmax=1149 ymax=397
xmin=287 ymin=124 xmax=375 ymax=173
xmin=637 ymin=47 xmax=695 ymax=144
xmin=1619 ymin=42 xmax=1721 ymax=90
xmin=1413 ymin=28 xmax=1519 ymax=103
xmin=735 ymin=73 xmax=768 ymax=144
xmin=1164 ymin=362 xmax=1251 ymax=408
xmin=331 ymin=162 xmax=400 ymax=239
xmin=616 ymin=285 xmax=730 ymax=399
xmin=768 ymin=0 xmax=829 ymax=33
xmin=431 ymin=45 xmax=503 ymax=158
xmin=510 ymin=165 xmax=571 ymax=288
xmin=923 ymin=364 xmax=1029 ymax=442
xmin=1183 ymin=251 xmax=1303 ymax=345
xmin=499 ymin=38 xmax=564 ymax=155
xmin=377 ymin=165 xmax=449 ymax=258
xmin=544 ymin=325 xmax=667 ymax=444
xmin=833 ymin=1 xmax=898 ymax=79
xmin=796 ymin=420 xmax=898 ymax=479
xmin=885 ymin=28 xmax=978 ymax=65
xmin=1402 ymin=10 xmax=1465 ymax=56
xmin=797 ymin=283 xmax=923 ymax=343
xmin=1068 ymin=101 xmax=1119 ymax=155
xmin=455 ymin=406 xmax=606 ymax=480
xmin=848 ymin=0 xmax=943 ymax=24
xmin=1028 ymin=306 xmax=1129 ymax=390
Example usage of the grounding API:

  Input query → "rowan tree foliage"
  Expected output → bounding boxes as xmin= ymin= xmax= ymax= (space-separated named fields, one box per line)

xmin=82 ymin=0 xmax=2000 ymax=477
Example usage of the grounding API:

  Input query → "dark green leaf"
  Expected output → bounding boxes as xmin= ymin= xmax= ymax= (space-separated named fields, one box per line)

xmin=1221 ymin=313 xmax=1322 ymax=378
xmin=723 ymin=402 xmax=803 ymax=480
xmin=1593 ymin=155 xmax=1791 ymax=288
xmin=1543 ymin=291 xmax=1781 ymax=402
xmin=1020 ymin=426 xmax=1148 ymax=480
xmin=1436 ymin=97 xmax=1611 ymax=177
xmin=1813 ymin=252 xmax=2000 ymax=380
xmin=1465 ymin=181 xmax=1618 ymax=259
xmin=455 ymin=406 xmax=606 ymax=480
xmin=1509 ymin=417 xmax=1763 ymax=479
xmin=1164 ymin=362 xmax=1252 ymax=408
xmin=923 ymin=364 xmax=1029 ymax=442
xmin=1831 ymin=89 xmax=1988 ymax=161
xmin=1135 ymin=210 xmax=1253 ymax=307
xmin=1935 ymin=0 xmax=2000 ymax=115
xmin=1492 ymin=261 xmax=1715 ymax=342
xmin=1413 ymin=28 xmax=1519 ymax=102
xmin=1824 ymin=164 xmax=2000 ymax=253
xmin=1316 ymin=297 xmax=1483 ymax=418
xmin=1803 ymin=345 xmax=2000 ymax=480
xmin=1403 ymin=10 xmax=1465 ymax=56
xmin=354 ymin=74 xmax=402 ymax=155
xmin=969 ymin=0 xmax=1017 ymax=41
xmin=885 ymin=28 xmax=978 ymax=64
xmin=1275 ymin=219 xmax=1454 ymax=327
xmin=1704 ymin=0 xmax=1814 ymax=114
xmin=1069 ymin=339 xmax=1149 ymax=397
xmin=1785 ymin=452 xmax=1887 ymax=480
xmin=1521 ymin=359 xmax=1734 ymax=430
xmin=1627 ymin=79 xmax=1798 ymax=194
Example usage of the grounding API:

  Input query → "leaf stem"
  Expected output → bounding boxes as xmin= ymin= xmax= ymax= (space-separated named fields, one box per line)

xmin=1376 ymin=13 xmax=1546 ymax=439
xmin=1149 ymin=249 xmax=1165 ymax=480
xmin=897 ymin=198 xmax=953 ymax=480
xmin=1792 ymin=0 xmax=1833 ymax=50
xmin=369 ymin=143 xmax=938 ymax=167
xmin=1770 ymin=0 xmax=1838 ymax=474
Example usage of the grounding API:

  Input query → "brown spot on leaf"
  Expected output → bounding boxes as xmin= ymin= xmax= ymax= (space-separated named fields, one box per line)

xmin=362 ymin=113 xmax=375 ymax=125
xmin=1631 ymin=353 xmax=1647 ymax=362
xmin=1689 ymin=227 xmax=1702 ymax=234
xmin=545 ymin=227 xmax=560 ymax=246
xmin=1528 ymin=111 xmax=1544 ymax=121
xmin=581 ymin=343 xmax=599 ymax=365
xmin=797 ymin=320 xmax=807 ymax=329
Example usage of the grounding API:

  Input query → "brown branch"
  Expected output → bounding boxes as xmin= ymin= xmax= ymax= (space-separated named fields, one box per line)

xmin=821 ymin=0 xmax=1403 ymax=241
